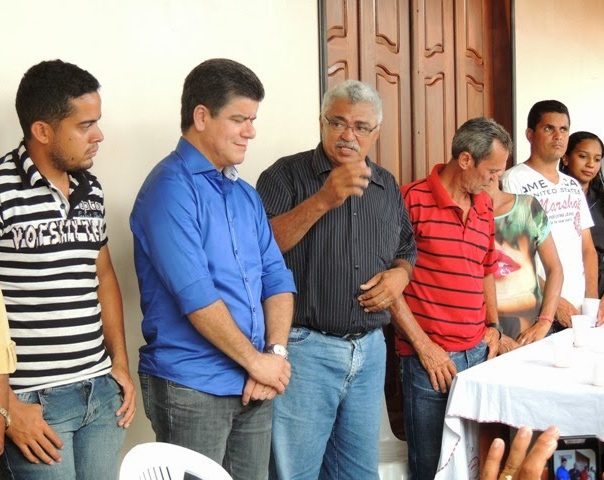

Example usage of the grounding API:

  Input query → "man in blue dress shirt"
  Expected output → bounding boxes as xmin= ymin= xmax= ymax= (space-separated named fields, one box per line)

xmin=130 ymin=58 xmax=296 ymax=480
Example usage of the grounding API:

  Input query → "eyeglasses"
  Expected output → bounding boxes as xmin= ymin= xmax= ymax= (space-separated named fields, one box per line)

xmin=323 ymin=116 xmax=379 ymax=137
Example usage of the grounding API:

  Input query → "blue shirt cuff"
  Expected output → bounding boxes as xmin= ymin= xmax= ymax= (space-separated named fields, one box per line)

xmin=261 ymin=269 xmax=296 ymax=301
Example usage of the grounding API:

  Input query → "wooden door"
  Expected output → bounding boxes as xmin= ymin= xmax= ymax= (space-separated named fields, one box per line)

xmin=320 ymin=0 xmax=513 ymax=184
xmin=321 ymin=0 xmax=413 ymax=185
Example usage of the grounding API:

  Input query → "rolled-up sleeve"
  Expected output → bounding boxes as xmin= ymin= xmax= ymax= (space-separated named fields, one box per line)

xmin=251 ymin=191 xmax=296 ymax=300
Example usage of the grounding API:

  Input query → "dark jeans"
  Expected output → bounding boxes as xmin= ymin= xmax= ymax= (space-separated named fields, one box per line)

xmin=401 ymin=341 xmax=488 ymax=480
xmin=140 ymin=373 xmax=272 ymax=480
xmin=0 ymin=453 xmax=14 ymax=479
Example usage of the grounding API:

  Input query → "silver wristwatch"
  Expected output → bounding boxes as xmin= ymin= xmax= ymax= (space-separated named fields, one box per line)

xmin=0 ymin=407 xmax=10 ymax=429
xmin=265 ymin=343 xmax=288 ymax=360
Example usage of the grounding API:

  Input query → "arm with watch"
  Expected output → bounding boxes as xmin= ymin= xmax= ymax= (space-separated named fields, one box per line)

xmin=186 ymin=297 xmax=292 ymax=407
xmin=242 ymin=292 xmax=293 ymax=406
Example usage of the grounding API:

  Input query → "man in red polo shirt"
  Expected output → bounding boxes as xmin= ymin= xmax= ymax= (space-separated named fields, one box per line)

xmin=390 ymin=117 xmax=513 ymax=479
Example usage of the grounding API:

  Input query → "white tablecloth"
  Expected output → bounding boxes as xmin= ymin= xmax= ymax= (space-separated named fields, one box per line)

xmin=435 ymin=328 xmax=604 ymax=480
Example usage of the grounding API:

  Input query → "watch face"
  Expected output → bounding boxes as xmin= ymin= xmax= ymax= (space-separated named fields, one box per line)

xmin=270 ymin=344 xmax=288 ymax=357
xmin=274 ymin=345 xmax=287 ymax=355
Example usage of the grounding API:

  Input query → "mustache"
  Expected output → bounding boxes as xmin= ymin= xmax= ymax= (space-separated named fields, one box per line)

xmin=335 ymin=140 xmax=360 ymax=152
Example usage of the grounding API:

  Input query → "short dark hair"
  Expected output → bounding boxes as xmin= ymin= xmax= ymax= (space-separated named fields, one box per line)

xmin=527 ymin=100 xmax=570 ymax=130
xmin=180 ymin=58 xmax=265 ymax=133
xmin=451 ymin=117 xmax=513 ymax=164
xmin=16 ymin=60 xmax=100 ymax=141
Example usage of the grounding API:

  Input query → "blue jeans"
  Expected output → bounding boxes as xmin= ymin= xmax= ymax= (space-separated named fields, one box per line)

xmin=140 ymin=373 xmax=272 ymax=480
xmin=270 ymin=327 xmax=386 ymax=480
xmin=401 ymin=341 xmax=487 ymax=480
xmin=4 ymin=374 xmax=125 ymax=480
xmin=0 ymin=453 xmax=14 ymax=479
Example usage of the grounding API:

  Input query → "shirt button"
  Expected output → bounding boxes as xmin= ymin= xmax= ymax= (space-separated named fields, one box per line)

xmin=60 ymin=204 xmax=66 ymax=209
xmin=354 ymin=265 xmax=360 ymax=269
xmin=353 ymin=212 xmax=357 ymax=216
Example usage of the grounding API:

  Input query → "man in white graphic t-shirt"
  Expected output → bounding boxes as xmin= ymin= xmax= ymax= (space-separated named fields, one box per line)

xmin=502 ymin=99 xmax=603 ymax=328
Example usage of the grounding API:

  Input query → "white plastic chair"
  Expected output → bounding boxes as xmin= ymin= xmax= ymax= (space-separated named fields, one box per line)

xmin=119 ymin=442 xmax=233 ymax=480
xmin=378 ymin=395 xmax=409 ymax=480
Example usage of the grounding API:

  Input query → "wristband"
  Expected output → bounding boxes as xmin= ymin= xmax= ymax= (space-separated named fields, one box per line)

xmin=486 ymin=322 xmax=502 ymax=339
xmin=537 ymin=315 xmax=554 ymax=324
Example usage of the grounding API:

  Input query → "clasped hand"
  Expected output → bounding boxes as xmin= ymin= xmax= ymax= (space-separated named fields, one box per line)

xmin=244 ymin=353 xmax=291 ymax=405
xmin=358 ymin=267 xmax=409 ymax=312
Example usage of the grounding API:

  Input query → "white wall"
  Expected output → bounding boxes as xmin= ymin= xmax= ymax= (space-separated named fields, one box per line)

xmin=0 ymin=0 xmax=320 ymax=452
xmin=514 ymin=0 xmax=604 ymax=162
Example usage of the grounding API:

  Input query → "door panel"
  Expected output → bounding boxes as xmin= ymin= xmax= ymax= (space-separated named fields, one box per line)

xmin=376 ymin=68 xmax=404 ymax=181
xmin=325 ymin=0 xmax=360 ymax=88
xmin=372 ymin=1 xmax=412 ymax=184
xmin=455 ymin=0 xmax=492 ymax=124
xmin=413 ymin=0 xmax=456 ymax=180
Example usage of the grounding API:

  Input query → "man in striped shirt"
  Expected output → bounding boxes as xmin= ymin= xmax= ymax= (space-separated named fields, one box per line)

xmin=0 ymin=60 xmax=135 ymax=479
xmin=391 ymin=117 xmax=512 ymax=479
xmin=257 ymin=80 xmax=416 ymax=480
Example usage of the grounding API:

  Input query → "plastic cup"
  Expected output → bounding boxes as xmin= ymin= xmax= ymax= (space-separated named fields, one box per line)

xmin=572 ymin=314 xmax=593 ymax=347
xmin=582 ymin=298 xmax=600 ymax=322
xmin=552 ymin=335 xmax=573 ymax=367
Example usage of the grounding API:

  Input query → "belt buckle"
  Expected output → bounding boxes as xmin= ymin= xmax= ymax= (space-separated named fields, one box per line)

xmin=341 ymin=331 xmax=365 ymax=340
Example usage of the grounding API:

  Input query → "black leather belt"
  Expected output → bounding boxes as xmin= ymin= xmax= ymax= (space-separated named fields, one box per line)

xmin=319 ymin=330 xmax=368 ymax=341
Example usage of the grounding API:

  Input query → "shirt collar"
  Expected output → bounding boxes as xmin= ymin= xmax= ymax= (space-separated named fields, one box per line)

xmin=175 ymin=137 xmax=239 ymax=181
xmin=13 ymin=142 xmax=91 ymax=196
xmin=311 ymin=142 xmax=385 ymax=189
xmin=13 ymin=142 xmax=46 ymax=189
xmin=427 ymin=163 xmax=490 ymax=214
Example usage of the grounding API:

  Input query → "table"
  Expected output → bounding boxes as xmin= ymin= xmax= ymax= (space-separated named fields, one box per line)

xmin=435 ymin=328 xmax=604 ymax=479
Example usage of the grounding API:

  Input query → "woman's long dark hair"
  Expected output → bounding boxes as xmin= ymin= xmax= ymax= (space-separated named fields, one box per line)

xmin=561 ymin=131 xmax=604 ymax=198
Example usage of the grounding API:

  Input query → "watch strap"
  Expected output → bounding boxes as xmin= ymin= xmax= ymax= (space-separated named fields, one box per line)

xmin=0 ymin=406 xmax=10 ymax=429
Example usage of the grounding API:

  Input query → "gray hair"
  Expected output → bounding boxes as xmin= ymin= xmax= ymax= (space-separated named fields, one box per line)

xmin=321 ymin=80 xmax=383 ymax=124
xmin=451 ymin=117 xmax=513 ymax=164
